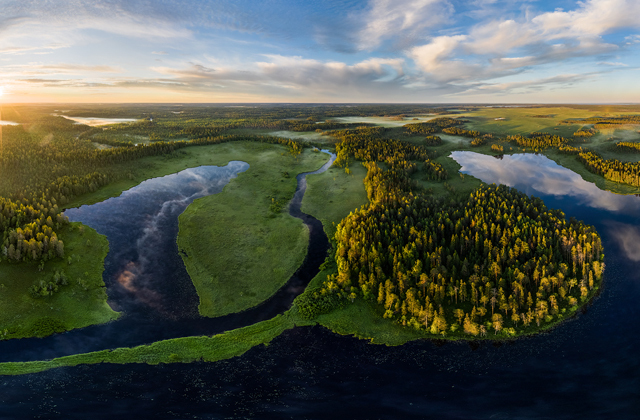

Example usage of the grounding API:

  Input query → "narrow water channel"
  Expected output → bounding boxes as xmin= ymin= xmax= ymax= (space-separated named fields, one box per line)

xmin=0 ymin=151 xmax=336 ymax=363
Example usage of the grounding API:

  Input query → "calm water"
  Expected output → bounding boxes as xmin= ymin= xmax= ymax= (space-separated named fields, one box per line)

xmin=0 ymin=120 xmax=19 ymax=126
xmin=56 ymin=115 xmax=139 ymax=126
xmin=1 ymin=152 xmax=639 ymax=419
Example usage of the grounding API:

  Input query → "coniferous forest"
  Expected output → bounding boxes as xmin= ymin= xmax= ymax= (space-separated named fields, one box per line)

xmin=2 ymin=104 xmax=632 ymax=343
xmin=296 ymin=119 xmax=606 ymax=338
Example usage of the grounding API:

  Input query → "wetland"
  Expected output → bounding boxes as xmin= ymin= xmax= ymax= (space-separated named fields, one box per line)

xmin=1 ymin=104 xmax=639 ymax=418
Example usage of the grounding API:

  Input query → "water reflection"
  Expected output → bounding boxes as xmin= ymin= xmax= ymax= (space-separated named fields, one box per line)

xmin=56 ymin=115 xmax=138 ymax=126
xmin=64 ymin=162 xmax=249 ymax=316
xmin=451 ymin=151 xmax=640 ymax=215
xmin=606 ymin=221 xmax=640 ymax=262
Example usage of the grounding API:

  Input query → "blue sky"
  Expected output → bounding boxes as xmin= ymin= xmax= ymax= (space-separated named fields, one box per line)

xmin=1 ymin=0 xmax=639 ymax=103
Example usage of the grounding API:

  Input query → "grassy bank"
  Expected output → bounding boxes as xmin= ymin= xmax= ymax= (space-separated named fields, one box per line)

xmin=0 ymin=311 xmax=313 ymax=376
xmin=177 ymin=143 xmax=329 ymax=318
xmin=0 ymin=222 xmax=119 ymax=340
xmin=300 ymin=162 xmax=369 ymax=240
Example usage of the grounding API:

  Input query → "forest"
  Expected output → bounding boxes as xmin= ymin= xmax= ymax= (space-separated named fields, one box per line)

xmin=0 ymin=103 xmax=629 ymax=343
xmin=577 ymin=151 xmax=640 ymax=187
xmin=0 ymin=115 xmax=304 ymax=264
xmin=298 ymin=126 xmax=604 ymax=338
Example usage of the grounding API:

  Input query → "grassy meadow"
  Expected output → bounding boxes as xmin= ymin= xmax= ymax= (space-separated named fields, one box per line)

xmin=177 ymin=143 xmax=329 ymax=318
xmin=300 ymin=162 xmax=369 ymax=240
xmin=0 ymin=222 xmax=119 ymax=340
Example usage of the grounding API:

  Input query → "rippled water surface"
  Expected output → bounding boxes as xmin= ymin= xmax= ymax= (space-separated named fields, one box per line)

xmin=1 ymin=152 xmax=638 ymax=419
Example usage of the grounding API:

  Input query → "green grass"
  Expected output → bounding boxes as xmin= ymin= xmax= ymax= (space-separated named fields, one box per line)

xmin=456 ymin=106 xmax=604 ymax=137
xmin=0 ymin=222 xmax=119 ymax=340
xmin=315 ymin=297 xmax=425 ymax=346
xmin=0 ymin=311 xmax=313 ymax=376
xmin=301 ymin=162 xmax=369 ymax=240
xmin=177 ymin=143 xmax=329 ymax=318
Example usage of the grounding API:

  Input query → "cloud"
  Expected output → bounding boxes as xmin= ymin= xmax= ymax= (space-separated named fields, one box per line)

xmin=149 ymin=55 xmax=406 ymax=96
xmin=405 ymin=0 xmax=640 ymax=89
xmin=456 ymin=73 xmax=597 ymax=96
xmin=598 ymin=61 xmax=628 ymax=66
xmin=357 ymin=0 xmax=454 ymax=50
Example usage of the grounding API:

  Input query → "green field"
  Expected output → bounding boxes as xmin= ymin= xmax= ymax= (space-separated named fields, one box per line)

xmin=177 ymin=143 xmax=329 ymax=317
xmin=300 ymin=162 xmax=369 ymax=240
xmin=0 ymin=222 xmax=119 ymax=340
xmin=458 ymin=106 xmax=598 ymax=136
xmin=0 ymin=311 xmax=313 ymax=376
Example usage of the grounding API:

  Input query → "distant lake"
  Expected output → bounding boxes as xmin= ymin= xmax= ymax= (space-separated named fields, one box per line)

xmin=268 ymin=130 xmax=331 ymax=141
xmin=0 ymin=120 xmax=19 ymax=126
xmin=56 ymin=115 xmax=139 ymax=126
xmin=334 ymin=115 xmax=442 ymax=127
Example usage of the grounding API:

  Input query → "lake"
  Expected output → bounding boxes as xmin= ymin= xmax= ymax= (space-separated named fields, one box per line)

xmin=333 ymin=115 xmax=443 ymax=127
xmin=56 ymin=115 xmax=139 ymax=126
xmin=0 ymin=152 xmax=638 ymax=419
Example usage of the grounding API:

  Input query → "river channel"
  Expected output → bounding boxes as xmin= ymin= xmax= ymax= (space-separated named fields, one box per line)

xmin=0 ymin=151 xmax=335 ymax=363
xmin=0 ymin=152 xmax=638 ymax=419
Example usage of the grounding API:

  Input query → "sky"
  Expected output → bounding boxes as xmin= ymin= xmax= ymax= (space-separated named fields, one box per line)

xmin=1 ymin=0 xmax=640 ymax=103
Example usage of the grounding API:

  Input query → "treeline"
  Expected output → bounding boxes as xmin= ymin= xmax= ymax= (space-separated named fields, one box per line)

xmin=404 ymin=118 xmax=461 ymax=135
xmin=558 ymin=145 xmax=583 ymax=155
xmin=442 ymin=127 xmax=480 ymax=137
xmin=507 ymin=133 xmax=568 ymax=149
xmin=1 ymin=121 xmax=304 ymax=262
xmin=332 ymin=127 xmax=447 ymax=187
xmin=315 ymin=184 xmax=603 ymax=336
xmin=573 ymin=128 xmax=596 ymax=138
xmin=560 ymin=115 xmax=640 ymax=130
xmin=424 ymin=136 xmax=443 ymax=146
xmin=615 ymin=142 xmax=640 ymax=153
xmin=577 ymin=151 xmax=640 ymax=187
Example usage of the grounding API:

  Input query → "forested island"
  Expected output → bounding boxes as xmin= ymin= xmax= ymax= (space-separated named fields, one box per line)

xmin=1 ymin=103 xmax=639 ymax=375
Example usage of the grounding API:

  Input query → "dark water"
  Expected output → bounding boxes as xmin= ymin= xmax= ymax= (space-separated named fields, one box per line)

xmin=1 ymin=152 xmax=639 ymax=419
xmin=0 ymin=153 xmax=334 ymax=363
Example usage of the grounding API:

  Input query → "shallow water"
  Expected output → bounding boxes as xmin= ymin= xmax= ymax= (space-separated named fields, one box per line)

xmin=1 ymin=152 xmax=639 ymax=419
xmin=56 ymin=115 xmax=138 ymax=126
xmin=0 ymin=120 xmax=19 ymax=126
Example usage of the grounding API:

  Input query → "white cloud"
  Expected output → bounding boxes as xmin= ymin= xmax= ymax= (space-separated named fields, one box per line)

xmin=598 ymin=61 xmax=628 ymax=66
xmin=406 ymin=0 xmax=640 ymax=87
xmin=357 ymin=0 xmax=454 ymax=50
xmin=151 ymin=55 xmax=406 ymax=94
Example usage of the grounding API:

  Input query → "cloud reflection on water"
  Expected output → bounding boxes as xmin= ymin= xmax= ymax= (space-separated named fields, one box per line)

xmin=65 ymin=161 xmax=249 ymax=316
xmin=451 ymin=152 xmax=640 ymax=216
xmin=606 ymin=221 xmax=640 ymax=262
